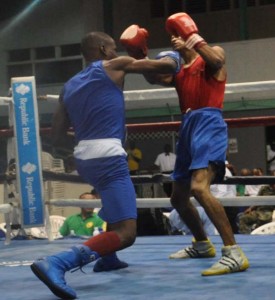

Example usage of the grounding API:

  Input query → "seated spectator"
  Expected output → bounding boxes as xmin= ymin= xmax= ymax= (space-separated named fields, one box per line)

xmin=210 ymin=163 xmax=236 ymax=199
xmin=167 ymin=164 xmax=236 ymax=236
xmin=65 ymin=154 xmax=78 ymax=175
xmin=244 ymin=167 xmax=265 ymax=196
xmin=59 ymin=191 xmax=106 ymax=237
xmin=267 ymin=141 xmax=275 ymax=173
xmin=236 ymin=167 xmax=252 ymax=216
xmin=236 ymin=168 xmax=251 ymax=196
xmin=238 ymin=170 xmax=275 ymax=234
xmin=168 ymin=207 xmax=217 ymax=236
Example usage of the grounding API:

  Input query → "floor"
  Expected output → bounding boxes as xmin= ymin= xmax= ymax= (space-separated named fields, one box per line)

xmin=0 ymin=235 xmax=274 ymax=300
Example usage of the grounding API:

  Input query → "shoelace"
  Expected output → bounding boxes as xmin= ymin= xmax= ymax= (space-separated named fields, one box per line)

xmin=71 ymin=254 xmax=97 ymax=274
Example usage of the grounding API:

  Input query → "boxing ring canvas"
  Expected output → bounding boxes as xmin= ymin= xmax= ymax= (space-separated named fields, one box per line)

xmin=1 ymin=235 xmax=275 ymax=300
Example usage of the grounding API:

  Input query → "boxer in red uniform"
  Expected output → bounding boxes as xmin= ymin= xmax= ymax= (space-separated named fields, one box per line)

xmin=144 ymin=13 xmax=249 ymax=276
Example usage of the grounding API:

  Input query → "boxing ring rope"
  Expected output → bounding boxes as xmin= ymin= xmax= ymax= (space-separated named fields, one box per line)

xmin=3 ymin=169 xmax=275 ymax=210
xmin=46 ymin=196 xmax=275 ymax=209
xmin=1 ymin=115 xmax=275 ymax=138
xmin=1 ymin=80 xmax=275 ymax=244
xmin=40 ymin=171 xmax=275 ymax=209
xmin=42 ymin=80 xmax=275 ymax=98
xmin=2 ymin=169 xmax=275 ymax=185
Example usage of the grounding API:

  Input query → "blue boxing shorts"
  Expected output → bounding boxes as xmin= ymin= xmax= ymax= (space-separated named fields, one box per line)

xmin=172 ymin=107 xmax=227 ymax=183
xmin=75 ymin=155 xmax=137 ymax=224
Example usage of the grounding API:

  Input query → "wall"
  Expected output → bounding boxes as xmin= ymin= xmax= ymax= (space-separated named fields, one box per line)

xmin=0 ymin=1 xmax=275 ymax=93
xmin=0 ymin=0 xmax=275 ymax=176
xmin=0 ymin=0 xmax=103 ymax=94
xmin=129 ymin=119 xmax=270 ymax=176
xmin=111 ymin=1 xmax=275 ymax=47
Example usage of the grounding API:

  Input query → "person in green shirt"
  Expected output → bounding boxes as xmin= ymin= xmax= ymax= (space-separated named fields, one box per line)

xmin=59 ymin=191 xmax=106 ymax=237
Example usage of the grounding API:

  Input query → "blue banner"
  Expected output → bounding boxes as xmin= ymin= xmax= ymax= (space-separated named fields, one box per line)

xmin=12 ymin=77 xmax=44 ymax=227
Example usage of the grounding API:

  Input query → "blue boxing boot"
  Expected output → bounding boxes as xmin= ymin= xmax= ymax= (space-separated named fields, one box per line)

xmin=30 ymin=245 xmax=99 ymax=299
xmin=93 ymin=252 xmax=128 ymax=272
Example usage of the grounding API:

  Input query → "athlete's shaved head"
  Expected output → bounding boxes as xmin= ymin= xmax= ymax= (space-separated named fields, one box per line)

xmin=81 ymin=31 xmax=115 ymax=62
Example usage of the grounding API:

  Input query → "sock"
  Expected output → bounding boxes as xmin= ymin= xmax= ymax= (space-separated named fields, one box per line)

xmin=84 ymin=231 xmax=121 ymax=256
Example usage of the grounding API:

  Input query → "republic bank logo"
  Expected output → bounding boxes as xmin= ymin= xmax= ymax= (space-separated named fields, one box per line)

xmin=15 ymin=83 xmax=30 ymax=95
xmin=22 ymin=162 xmax=37 ymax=175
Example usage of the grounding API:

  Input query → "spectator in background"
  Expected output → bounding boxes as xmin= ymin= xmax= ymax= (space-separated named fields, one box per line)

xmin=126 ymin=140 xmax=142 ymax=175
xmin=245 ymin=167 xmax=264 ymax=196
xmin=65 ymin=154 xmax=78 ymax=175
xmin=267 ymin=141 xmax=275 ymax=173
xmin=59 ymin=191 xmax=106 ymax=237
xmin=237 ymin=168 xmax=251 ymax=197
xmin=153 ymin=144 xmax=176 ymax=197
xmin=238 ymin=170 xmax=275 ymax=234
xmin=210 ymin=162 xmax=236 ymax=199
xmin=126 ymin=140 xmax=143 ymax=197
xmin=167 ymin=162 xmax=235 ymax=237
xmin=169 ymin=207 xmax=217 ymax=236
xmin=210 ymin=162 xmax=238 ymax=233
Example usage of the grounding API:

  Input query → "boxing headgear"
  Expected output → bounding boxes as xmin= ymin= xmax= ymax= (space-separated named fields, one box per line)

xmin=155 ymin=50 xmax=181 ymax=73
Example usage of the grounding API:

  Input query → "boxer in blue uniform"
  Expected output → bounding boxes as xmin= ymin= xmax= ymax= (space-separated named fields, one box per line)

xmin=30 ymin=30 xmax=180 ymax=299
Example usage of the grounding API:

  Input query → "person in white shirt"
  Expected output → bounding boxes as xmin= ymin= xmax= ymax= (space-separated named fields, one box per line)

xmin=154 ymin=144 xmax=176 ymax=173
xmin=211 ymin=163 xmax=240 ymax=233
xmin=210 ymin=165 xmax=236 ymax=198
xmin=154 ymin=144 xmax=176 ymax=197
xmin=267 ymin=141 xmax=275 ymax=173
xmin=244 ymin=167 xmax=264 ymax=196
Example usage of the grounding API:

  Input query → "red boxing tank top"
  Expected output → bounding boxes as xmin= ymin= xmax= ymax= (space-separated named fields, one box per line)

xmin=174 ymin=56 xmax=226 ymax=113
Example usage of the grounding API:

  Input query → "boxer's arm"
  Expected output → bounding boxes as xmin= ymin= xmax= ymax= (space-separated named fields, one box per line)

xmin=197 ymin=45 xmax=226 ymax=80
xmin=104 ymin=56 xmax=177 ymax=87
xmin=196 ymin=45 xmax=225 ymax=71
xmin=52 ymin=93 xmax=71 ymax=147
xmin=169 ymin=15 xmax=226 ymax=78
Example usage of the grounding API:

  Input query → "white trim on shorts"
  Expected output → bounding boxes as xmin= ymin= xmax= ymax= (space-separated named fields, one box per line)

xmin=74 ymin=138 xmax=127 ymax=160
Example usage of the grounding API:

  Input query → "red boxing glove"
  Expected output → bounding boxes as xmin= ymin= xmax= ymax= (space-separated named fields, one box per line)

xmin=166 ymin=12 xmax=198 ymax=39
xmin=166 ymin=13 xmax=206 ymax=50
xmin=120 ymin=24 xmax=148 ymax=59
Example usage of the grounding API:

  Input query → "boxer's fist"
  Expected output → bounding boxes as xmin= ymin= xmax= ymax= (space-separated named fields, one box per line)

xmin=165 ymin=13 xmax=206 ymax=50
xmin=155 ymin=51 xmax=181 ymax=73
xmin=120 ymin=24 xmax=148 ymax=59
xmin=166 ymin=12 xmax=198 ymax=39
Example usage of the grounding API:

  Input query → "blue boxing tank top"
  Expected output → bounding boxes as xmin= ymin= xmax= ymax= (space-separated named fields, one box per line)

xmin=62 ymin=60 xmax=126 ymax=143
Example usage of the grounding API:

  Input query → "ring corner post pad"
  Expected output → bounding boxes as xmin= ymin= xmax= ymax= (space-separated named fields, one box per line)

xmin=11 ymin=76 xmax=45 ymax=232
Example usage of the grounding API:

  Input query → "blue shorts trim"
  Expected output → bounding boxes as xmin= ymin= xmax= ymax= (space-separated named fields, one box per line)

xmin=172 ymin=108 xmax=227 ymax=182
